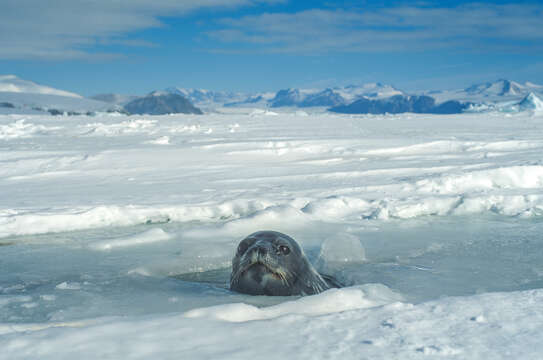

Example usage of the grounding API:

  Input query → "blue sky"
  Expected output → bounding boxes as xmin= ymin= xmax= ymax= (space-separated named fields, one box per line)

xmin=1 ymin=0 xmax=542 ymax=96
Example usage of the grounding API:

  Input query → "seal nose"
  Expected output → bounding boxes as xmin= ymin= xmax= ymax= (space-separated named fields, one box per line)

xmin=247 ymin=241 xmax=272 ymax=261
xmin=257 ymin=246 xmax=267 ymax=257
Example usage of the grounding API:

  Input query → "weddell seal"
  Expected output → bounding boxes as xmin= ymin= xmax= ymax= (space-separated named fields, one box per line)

xmin=230 ymin=231 xmax=340 ymax=296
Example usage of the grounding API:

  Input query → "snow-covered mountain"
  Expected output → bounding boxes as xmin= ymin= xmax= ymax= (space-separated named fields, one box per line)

xmin=123 ymin=91 xmax=203 ymax=115
xmin=466 ymin=91 xmax=543 ymax=114
xmin=165 ymin=87 xmax=246 ymax=107
xmin=427 ymin=79 xmax=543 ymax=104
xmin=88 ymin=79 xmax=543 ymax=114
xmin=329 ymin=95 xmax=471 ymax=115
xmin=331 ymin=80 xmax=543 ymax=115
xmin=0 ymin=92 xmax=117 ymax=115
xmin=223 ymin=93 xmax=275 ymax=108
xmin=336 ymin=83 xmax=403 ymax=101
xmin=518 ymin=92 xmax=543 ymax=111
xmin=464 ymin=79 xmax=525 ymax=97
xmin=0 ymin=75 xmax=117 ymax=115
xmin=0 ymin=75 xmax=82 ymax=98
xmin=1 ymin=75 xmax=542 ymax=115
xmin=269 ymin=88 xmax=313 ymax=107
xmin=268 ymin=83 xmax=403 ymax=108
xmin=299 ymin=88 xmax=345 ymax=107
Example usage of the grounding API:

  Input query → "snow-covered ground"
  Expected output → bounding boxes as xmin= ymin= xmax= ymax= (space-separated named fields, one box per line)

xmin=1 ymin=109 xmax=543 ymax=359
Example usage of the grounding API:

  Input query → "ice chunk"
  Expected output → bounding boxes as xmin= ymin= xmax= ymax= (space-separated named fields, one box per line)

xmin=55 ymin=282 xmax=81 ymax=290
xmin=184 ymin=284 xmax=402 ymax=322
xmin=146 ymin=136 xmax=170 ymax=145
xmin=316 ymin=233 xmax=366 ymax=273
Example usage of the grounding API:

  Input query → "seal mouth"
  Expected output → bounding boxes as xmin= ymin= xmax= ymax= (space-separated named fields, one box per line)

xmin=242 ymin=261 xmax=282 ymax=280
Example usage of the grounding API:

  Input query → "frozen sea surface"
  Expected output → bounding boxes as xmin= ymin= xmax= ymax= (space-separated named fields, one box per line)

xmin=1 ymin=109 xmax=543 ymax=359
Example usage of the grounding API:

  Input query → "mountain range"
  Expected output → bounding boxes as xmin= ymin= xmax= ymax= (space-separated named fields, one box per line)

xmin=160 ymin=80 xmax=542 ymax=112
xmin=1 ymin=75 xmax=542 ymax=116
xmin=465 ymin=79 xmax=538 ymax=97
xmin=425 ymin=79 xmax=543 ymax=104
xmin=165 ymin=87 xmax=248 ymax=107
xmin=329 ymin=95 xmax=472 ymax=115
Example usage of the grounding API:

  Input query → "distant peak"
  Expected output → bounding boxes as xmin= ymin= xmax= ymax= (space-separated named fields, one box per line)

xmin=0 ymin=74 xmax=82 ymax=98
xmin=148 ymin=90 xmax=169 ymax=97
xmin=522 ymin=92 xmax=543 ymax=102
xmin=519 ymin=92 xmax=543 ymax=111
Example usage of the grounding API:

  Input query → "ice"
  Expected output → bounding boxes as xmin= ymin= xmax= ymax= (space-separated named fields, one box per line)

xmin=55 ymin=282 xmax=81 ymax=290
xmin=0 ymin=201 xmax=280 ymax=238
xmin=249 ymin=109 xmax=279 ymax=116
xmin=0 ymin=119 xmax=61 ymax=139
xmin=2 ymin=110 xmax=543 ymax=358
xmin=88 ymin=228 xmax=172 ymax=251
xmin=82 ymin=119 xmax=158 ymax=136
xmin=184 ymin=284 xmax=403 ymax=321
xmin=316 ymin=233 xmax=366 ymax=274
xmin=1 ymin=289 xmax=542 ymax=359
xmin=145 ymin=136 xmax=170 ymax=145
xmin=415 ymin=165 xmax=543 ymax=194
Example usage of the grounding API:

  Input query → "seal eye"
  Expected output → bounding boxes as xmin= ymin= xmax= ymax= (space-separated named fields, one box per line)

xmin=278 ymin=245 xmax=290 ymax=255
xmin=237 ymin=242 xmax=249 ymax=255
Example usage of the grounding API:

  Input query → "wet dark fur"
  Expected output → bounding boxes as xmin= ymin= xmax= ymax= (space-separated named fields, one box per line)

xmin=230 ymin=231 xmax=338 ymax=296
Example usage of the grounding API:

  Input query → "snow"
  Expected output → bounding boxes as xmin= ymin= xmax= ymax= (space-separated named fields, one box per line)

xmin=146 ymin=135 xmax=171 ymax=145
xmin=335 ymin=83 xmax=403 ymax=101
xmin=1 ymin=109 xmax=543 ymax=359
xmin=165 ymin=87 xmax=249 ymax=109
xmin=0 ymin=75 xmax=82 ymax=98
xmin=1 ymin=289 xmax=542 ymax=359
xmin=89 ymin=228 xmax=172 ymax=251
xmin=82 ymin=119 xmax=158 ymax=136
xmin=0 ymin=92 xmax=114 ymax=114
xmin=0 ymin=76 xmax=117 ymax=114
xmin=466 ymin=92 xmax=543 ymax=114
xmin=426 ymin=80 xmax=543 ymax=105
xmin=0 ymin=119 xmax=62 ymax=139
xmin=185 ymin=284 xmax=403 ymax=321
xmin=519 ymin=93 xmax=543 ymax=111
xmin=55 ymin=282 xmax=82 ymax=290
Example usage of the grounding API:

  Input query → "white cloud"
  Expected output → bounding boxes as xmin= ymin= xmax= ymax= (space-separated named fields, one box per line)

xmin=3 ymin=2 xmax=541 ymax=60
xmin=0 ymin=0 xmax=284 ymax=60
xmin=207 ymin=4 xmax=543 ymax=54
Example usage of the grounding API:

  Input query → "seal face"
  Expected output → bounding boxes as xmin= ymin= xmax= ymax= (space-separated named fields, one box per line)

xmin=230 ymin=231 xmax=332 ymax=296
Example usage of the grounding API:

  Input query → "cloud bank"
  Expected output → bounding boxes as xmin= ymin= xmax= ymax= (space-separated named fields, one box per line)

xmin=0 ymin=0 xmax=283 ymax=60
xmin=1 ymin=2 xmax=541 ymax=60
xmin=208 ymin=3 xmax=543 ymax=54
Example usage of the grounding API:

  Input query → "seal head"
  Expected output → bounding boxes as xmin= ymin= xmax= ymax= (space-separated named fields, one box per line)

xmin=230 ymin=231 xmax=332 ymax=296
